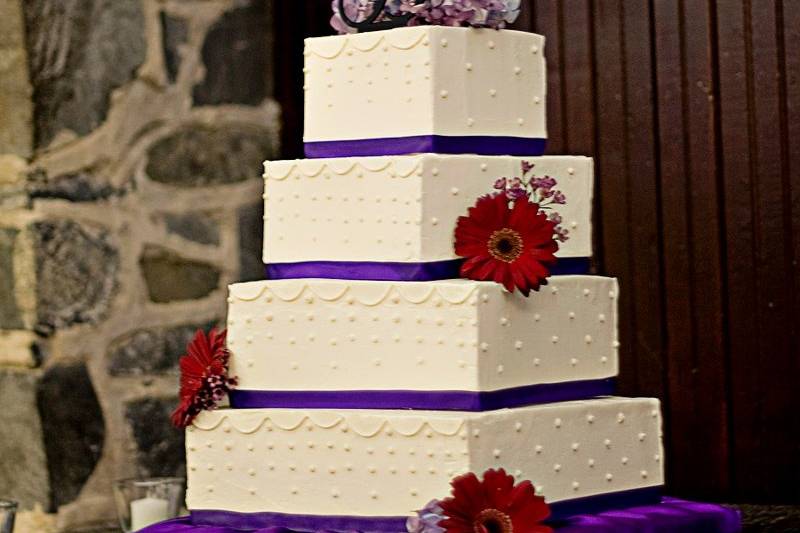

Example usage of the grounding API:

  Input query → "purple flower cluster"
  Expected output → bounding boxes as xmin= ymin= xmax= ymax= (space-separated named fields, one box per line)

xmin=493 ymin=161 xmax=570 ymax=242
xmin=331 ymin=0 xmax=520 ymax=33
xmin=389 ymin=0 xmax=521 ymax=28
xmin=407 ymin=500 xmax=446 ymax=533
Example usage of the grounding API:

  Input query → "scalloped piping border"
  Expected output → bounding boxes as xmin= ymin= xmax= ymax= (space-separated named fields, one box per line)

xmin=229 ymin=281 xmax=481 ymax=306
xmin=263 ymin=155 xmax=595 ymax=181
xmin=304 ymin=29 xmax=430 ymax=59
xmin=190 ymin=412 xmax=467 ymax=438
xmin=264 ymin=158 xmax=424 ymax=181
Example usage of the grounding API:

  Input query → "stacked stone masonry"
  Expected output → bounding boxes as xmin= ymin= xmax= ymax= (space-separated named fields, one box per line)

xmin=0 ymin=0 xmax=279 ymax=530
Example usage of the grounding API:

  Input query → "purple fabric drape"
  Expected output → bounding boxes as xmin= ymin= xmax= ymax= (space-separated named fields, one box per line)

xmin=303 ymin=135 xmax=547 ymax=158
xmin=140 ymin=498 xmax=741 ymax=533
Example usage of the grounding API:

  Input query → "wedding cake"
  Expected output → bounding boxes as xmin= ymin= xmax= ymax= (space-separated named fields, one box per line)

xmin=153 ymin=3 xmax=739 ymax=532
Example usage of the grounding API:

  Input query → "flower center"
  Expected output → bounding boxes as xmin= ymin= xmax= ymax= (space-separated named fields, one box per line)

xmin=487 ymin=228 xmax=524 ymax=263
xmin=473 ymin=508 xmax=513 ymax=533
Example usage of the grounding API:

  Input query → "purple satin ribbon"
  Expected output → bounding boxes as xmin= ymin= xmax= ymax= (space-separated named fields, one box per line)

xmin=191 ymin=511 xmax=405 ymax=533
xmin=265 ymin=258 xmax=591 ymax=282
xmin=188 ymin=488 xmax=663 ymax=531
xmin=303 ymin=135 xmax=547 ymax=158
xmin=229 ymin=379 xmax=615 ymax=411
xmin=139 ymin=495 xmax=741 ymax=533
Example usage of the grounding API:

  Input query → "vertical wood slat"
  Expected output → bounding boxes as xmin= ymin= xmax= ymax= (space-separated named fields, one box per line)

xmin=276 ymin=1 xmax=800 ymax=503
xmin=716 ymin=0 xmax=764 ymax=502
xmin=784 ymin=5 xmax=800 ymax=495
xmin=273 ymin=1 xmax=300 ymax=158
xmin=651 ymin=0 xmax=689 ymax=495
xmin=680 ymin=0 xmax=730 ymax=497
xmin=619 ymin=0 xmax=665 ymax=402
xmin=738 ymin=0 xmax=798 ymax=500
xmin=513 ymin=0 xmax=535 ymax=33
xmin=591 ymin=0 xmax=636 ymax=394
xmin=532 ymin=0 xmax=565 ymax=154
xmin=274 ymin=1 xmax=332 ymax=159
xmin=559 ymin=0 xmax=594 ymax=156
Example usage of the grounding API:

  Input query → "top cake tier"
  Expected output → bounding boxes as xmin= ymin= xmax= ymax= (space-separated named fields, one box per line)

xmin=303 ymin=27 xmax=546 ymax=158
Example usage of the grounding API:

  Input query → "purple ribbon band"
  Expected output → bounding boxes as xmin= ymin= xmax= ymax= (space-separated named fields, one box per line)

xmin=229 ymin=379 xmax=615 ymax=412
xmin=265 ymin=257 xmax=591 ymax=282
xmin=303 ymin=135 xmax=547 ymax=158
xmin=141 ymin=496 xmax=741 ymax=533
xmin=187 ymin=488 xmax=663 ymax=531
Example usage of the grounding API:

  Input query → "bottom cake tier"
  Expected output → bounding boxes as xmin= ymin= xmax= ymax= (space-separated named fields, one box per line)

xmin=186 ymin=397 xmax=664 ymax=523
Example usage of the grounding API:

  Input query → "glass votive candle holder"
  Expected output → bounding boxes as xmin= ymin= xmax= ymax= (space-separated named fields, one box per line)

xmin=0 ymin=499 xmax=17 ymax=533
xmin=113 ymin=478 xmax=184 ymax=532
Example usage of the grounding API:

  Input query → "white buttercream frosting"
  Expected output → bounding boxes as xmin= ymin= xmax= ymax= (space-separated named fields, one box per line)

xmin=226 ymin=276 xmax=618 ymax=393
xmin=263 ymin=155 xmax=593 ymax=263
xmin=303 ymin=26 xmax=546 ymax=142
xmin=186 ymin=397 xmax=664 ymax=516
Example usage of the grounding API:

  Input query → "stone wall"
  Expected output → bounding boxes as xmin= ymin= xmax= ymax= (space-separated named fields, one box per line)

xmin=0 ymin=0 xmax=279 ymax=529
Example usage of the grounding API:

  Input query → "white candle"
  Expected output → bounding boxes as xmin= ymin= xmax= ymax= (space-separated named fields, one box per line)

xmin=130 ymin=496 xmax=169 ymax=531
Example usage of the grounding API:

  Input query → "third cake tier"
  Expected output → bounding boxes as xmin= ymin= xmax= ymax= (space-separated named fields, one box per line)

xmin=226 ymin=276 xmax=618 ymax=408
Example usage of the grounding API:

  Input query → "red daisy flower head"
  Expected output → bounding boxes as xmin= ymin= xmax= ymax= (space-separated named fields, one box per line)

xmin=454 ymin=193 xmax=559 ymax=296
xmin=171 ymin=328 xmax=238 ymax=428
xmin=438 ymin=469 xmax=551 ymax=533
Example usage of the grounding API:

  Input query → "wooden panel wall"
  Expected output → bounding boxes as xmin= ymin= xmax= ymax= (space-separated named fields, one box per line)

xmin=273 ymin=0 xmax=800 ymax=503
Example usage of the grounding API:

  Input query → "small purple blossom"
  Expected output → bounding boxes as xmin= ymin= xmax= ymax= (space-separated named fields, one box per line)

xmin=521 ymin=160 xmax=535 ymax=174
xmin=493 ymin=177 xmax=507 ymax=190
xmin=552 ymin=191 xmax=566 ymax=204
xmin=506 ymin=186 xmax=529 ymax=200
xmin=547 ymin=212 xmax=563 ymax=225
xmin=530 ymin=175 xmax=557 ymax=193
xmin=407 ymin=500 xmax=446 ymax=533
xmin=506 ymin=176 xmax=528 ymax=200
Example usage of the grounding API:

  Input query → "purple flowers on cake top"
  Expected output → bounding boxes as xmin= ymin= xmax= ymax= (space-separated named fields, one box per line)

xmin=331 ymin=0 xmax=521 ymax=34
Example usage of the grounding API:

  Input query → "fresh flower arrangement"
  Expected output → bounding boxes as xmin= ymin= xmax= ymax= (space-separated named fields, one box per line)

xmin=331 ymin=0 xmax=521 ymax=34
xmin=171 ymin=328 xmax=237 ymax=429
xmin=407 ymin=468 xmax=552 ymax=533
xmin=454 ymin=162 xmax=568 ymax=296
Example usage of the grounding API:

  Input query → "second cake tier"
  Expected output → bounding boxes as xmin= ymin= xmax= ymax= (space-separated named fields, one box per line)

xmin=263 ymin=154 xmax=593 ymax=278
xmin=226 ymin=276 xmax=618 ymax=410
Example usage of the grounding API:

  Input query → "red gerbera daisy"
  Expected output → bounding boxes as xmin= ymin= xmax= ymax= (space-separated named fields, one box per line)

xmin=171 ymin=328 xmax=237 ymax=428
xmin=454 ymin=193 xmax=559 ymax=296
xmin=438 ymin=469 xmax=552 ymax=533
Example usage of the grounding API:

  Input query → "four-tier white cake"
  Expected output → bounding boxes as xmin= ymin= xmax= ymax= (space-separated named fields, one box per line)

xmin=183 ymin=19 xmax=665 ymax=531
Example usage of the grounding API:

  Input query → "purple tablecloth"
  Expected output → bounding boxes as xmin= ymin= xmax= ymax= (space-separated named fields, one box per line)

xmin=141 ymin=498 xmax=741 ymax=533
